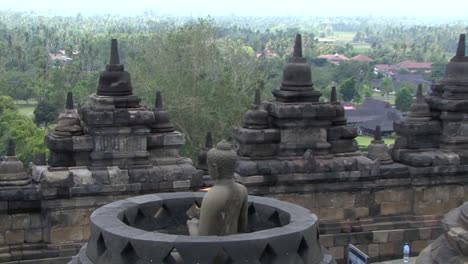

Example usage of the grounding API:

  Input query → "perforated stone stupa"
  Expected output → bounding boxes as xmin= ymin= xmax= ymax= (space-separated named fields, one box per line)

xmin=233 ymin=34 xmax=377 ymax=185
xmin=392 ymin=34 xmax=468 ymax=167
xmin=35 ymin=39 xmax=200 ymax=190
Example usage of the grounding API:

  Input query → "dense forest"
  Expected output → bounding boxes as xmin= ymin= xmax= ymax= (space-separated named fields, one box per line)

xmin=0 ymin=11 xmax=467 ymax=164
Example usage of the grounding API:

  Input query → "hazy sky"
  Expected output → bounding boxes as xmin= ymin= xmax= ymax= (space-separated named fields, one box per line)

xmin=1 ymin=0 xmax=468 ymax=18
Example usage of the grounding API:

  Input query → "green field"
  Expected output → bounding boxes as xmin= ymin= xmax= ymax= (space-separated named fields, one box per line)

xmin=352 ymin=43 xmax=372 ymax=53
xmin=15 ymin=101 xmax=37 ymax=118
xmin=334 ymin=31 xmax=356 ymax=42
xmin=356 ymin=136 xmax=394 ymax=147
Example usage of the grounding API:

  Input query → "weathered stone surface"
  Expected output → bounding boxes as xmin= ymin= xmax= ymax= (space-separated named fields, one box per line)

xmin=41 ymin=169 xmax=73 ymax=188
xmin=107 ymin=167 xmax=129 ymax=185
xmin=70 ymin=167 xmax=95 ymax=186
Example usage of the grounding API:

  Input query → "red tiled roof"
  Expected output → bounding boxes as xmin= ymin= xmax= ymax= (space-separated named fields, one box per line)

xmin=350 ymin=54 xmax=373 ymax=62
xmin=318 ymin=54 xmax=349 ymax=61
xmin=375 ymin=64 xmax=395 ymax=71
xmin=395 ymin=60 xmax=432 ymax=69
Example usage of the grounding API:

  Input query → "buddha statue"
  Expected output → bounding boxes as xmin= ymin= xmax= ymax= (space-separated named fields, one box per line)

xmin=187 ymin=140 xmax=248 ymax=236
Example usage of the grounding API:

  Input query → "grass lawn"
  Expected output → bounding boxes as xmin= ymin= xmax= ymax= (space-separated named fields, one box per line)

xmin=356 ymin=136 xmax=395 ymax=147
xmin=15 ymin=101 xmax=37 ymax=118
xmin=333 ymin=31 xmax=356 ymax=42
xmin=352 ymin=43 xmax=372 ymax=53
xmin=372 ymin=93 xmax=396 ymax=105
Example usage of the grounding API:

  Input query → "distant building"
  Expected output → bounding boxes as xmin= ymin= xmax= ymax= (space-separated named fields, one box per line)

xmin=318 ymin=53 xmax=349 ymax=65
xmin=373 ymin=73 xmax=431 ymax=92
xmin=256 ymin=47 xmax=278 ymax=59
xmin=318 ymin=53 xmax=373 ymax=65
xmin=49 ymin=50 xmax=73 ymax=66
xmin=345 ymin=97 xmax=402 ymax=136
xmin=350 ymin=54 xmax=373 ymax=62
xmin=374 ymin=60 xmax=432 ymax=77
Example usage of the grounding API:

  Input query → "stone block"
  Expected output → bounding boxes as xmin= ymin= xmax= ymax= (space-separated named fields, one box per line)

xmin=45 ymin=134 xmax=74 ymax=152
xmin=449 ymin=186 xmax=465 ymax=199
xmin=333 ymin=234 xmax=349 ymax=247
xmin=423 ymin=187 xmax=450 ymax=202
xmin=319 ymin=207 xmax=344 ymax=220
xmin=328 ymin=246 xmax=344 ymax=260
xmin=173 ymin=180 xmax=191 ymax=189
xmin=72 ymin=135 xmax=94 ymax=151
xmin=0 ymin=215 xmax=11 ymax=230
xmin=30 ymin=214 xmax=42 ymax=229
xmin=368 ymin=243 xmax=379 ymax=258
xmin=5 ymin=230 xmax=24 ymax=244
xmin=388 ymin=230 xmax=404 ymax=242
xmin=70 ymin=167 xmax=95 ymax=186
xmin=378 ymin=242 xmax=394 ymax=256
xmin=0 ymin=253 xmax=11 ymax=263
xmin=232 ymin=127 xmax=280 ymax=144
xmin=11 ymin=214 xmax=30 ymax=229
xmin=320 ymin=235 xmax=334 ymax=248
xmin=49 ymin=226 xmax=87 ymax=244
xmin=369 ymin=204 xmax=381 ymax=217
xmin=41 ymin=169 xmax=73 ymax=188
xmin=355 ymin=207 xmax=369 ymax=218
xmin=108 ymin=167 xmax=129 ymax=184
xmin=327 ymin=126 xmax=358 ymax=140
xmin=343 ymin=208 xmax=356 ymax=220
xmin=381 ymin=202 xmax=411 ymax=216
xmin=403 ymin=229 xmax=420 ymax=241
xmin=280 ymin=128 xmax=327 ymax=147
xmin=394 ymin=120 xmax=441 ymax=136
xmin=411 ymin=240 xmax=428 ymax=253
xmin=147 ymin=131 xmax=185 ymax=148
xmin=237 ymin=143 xmax=278 ymax=157
xmin=329 ymin=139 xmax=359 ymax=154
xmin=373 ymin=231 xmax=389 ymax=243
xmin=25 ymin=229 xmax=43 ymax=243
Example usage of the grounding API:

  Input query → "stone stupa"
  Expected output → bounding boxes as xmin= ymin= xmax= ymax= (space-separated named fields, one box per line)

xmin=0 ymin=139 xmax=30 ymax=186
xmin=35 ymin=39 xmax=201 ymax=191
xmin=233 ymin=34 xmax=377 ymax=185
xmin=392 ymin=34 xmax=468 ymax=167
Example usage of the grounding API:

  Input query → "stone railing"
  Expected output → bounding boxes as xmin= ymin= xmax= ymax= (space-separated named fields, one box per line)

xmin=70 ymin=192 xmax=335 ymax=264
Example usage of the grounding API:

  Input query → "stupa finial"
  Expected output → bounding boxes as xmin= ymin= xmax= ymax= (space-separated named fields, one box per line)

xmin=331 ymin=86 xmax=337 ymax=103
xmin=155 ymin=91 xmax=163 ymax=108
xmin=456 ymin=34 xmax=466 ymax=58
xmin=374 ymin=125 xmax=382 ymax=141
xmin=205 ymin=131 xmax=213 ymax=148
xmin=293 ymin=34 xmax=302 ymax=57
xmin=6 ymin=138 xmax=15 ymax=156
xmin=110 ymin=39 xmax=120 ymax=65
xmin=416 ymin=84 xmax=423 ymax=100
xmin=254 ymin=89 xmax=261 ymax=105
xmin=66 ymin=92 xmax=74 ymax=110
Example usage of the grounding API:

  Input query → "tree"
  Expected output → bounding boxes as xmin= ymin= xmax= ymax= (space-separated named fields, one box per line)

xmin=34 ymin=100 xmax=58 ymax=128
xmin=0 ymin=95 xmax=16 ymax=114
xmin=359 ymin=84 xmax=373 ymax=99
xmin=395 ymin=87 xmax=413 ymax=112
xmin=339 ymin=77 xmax=358 ymax=102
xmin=0 ymin=110 xmax=47 ymax=166
xmin=380 ymin=77 xmax=394 ymax=98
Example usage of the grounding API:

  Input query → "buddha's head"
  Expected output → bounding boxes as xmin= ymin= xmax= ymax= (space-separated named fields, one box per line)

xmin=207 ymin=140 xmax=237 ymax=180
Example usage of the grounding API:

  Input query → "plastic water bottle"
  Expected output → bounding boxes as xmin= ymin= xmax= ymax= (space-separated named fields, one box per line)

xmin=403 ymin=242 xmax=410 ymax=263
